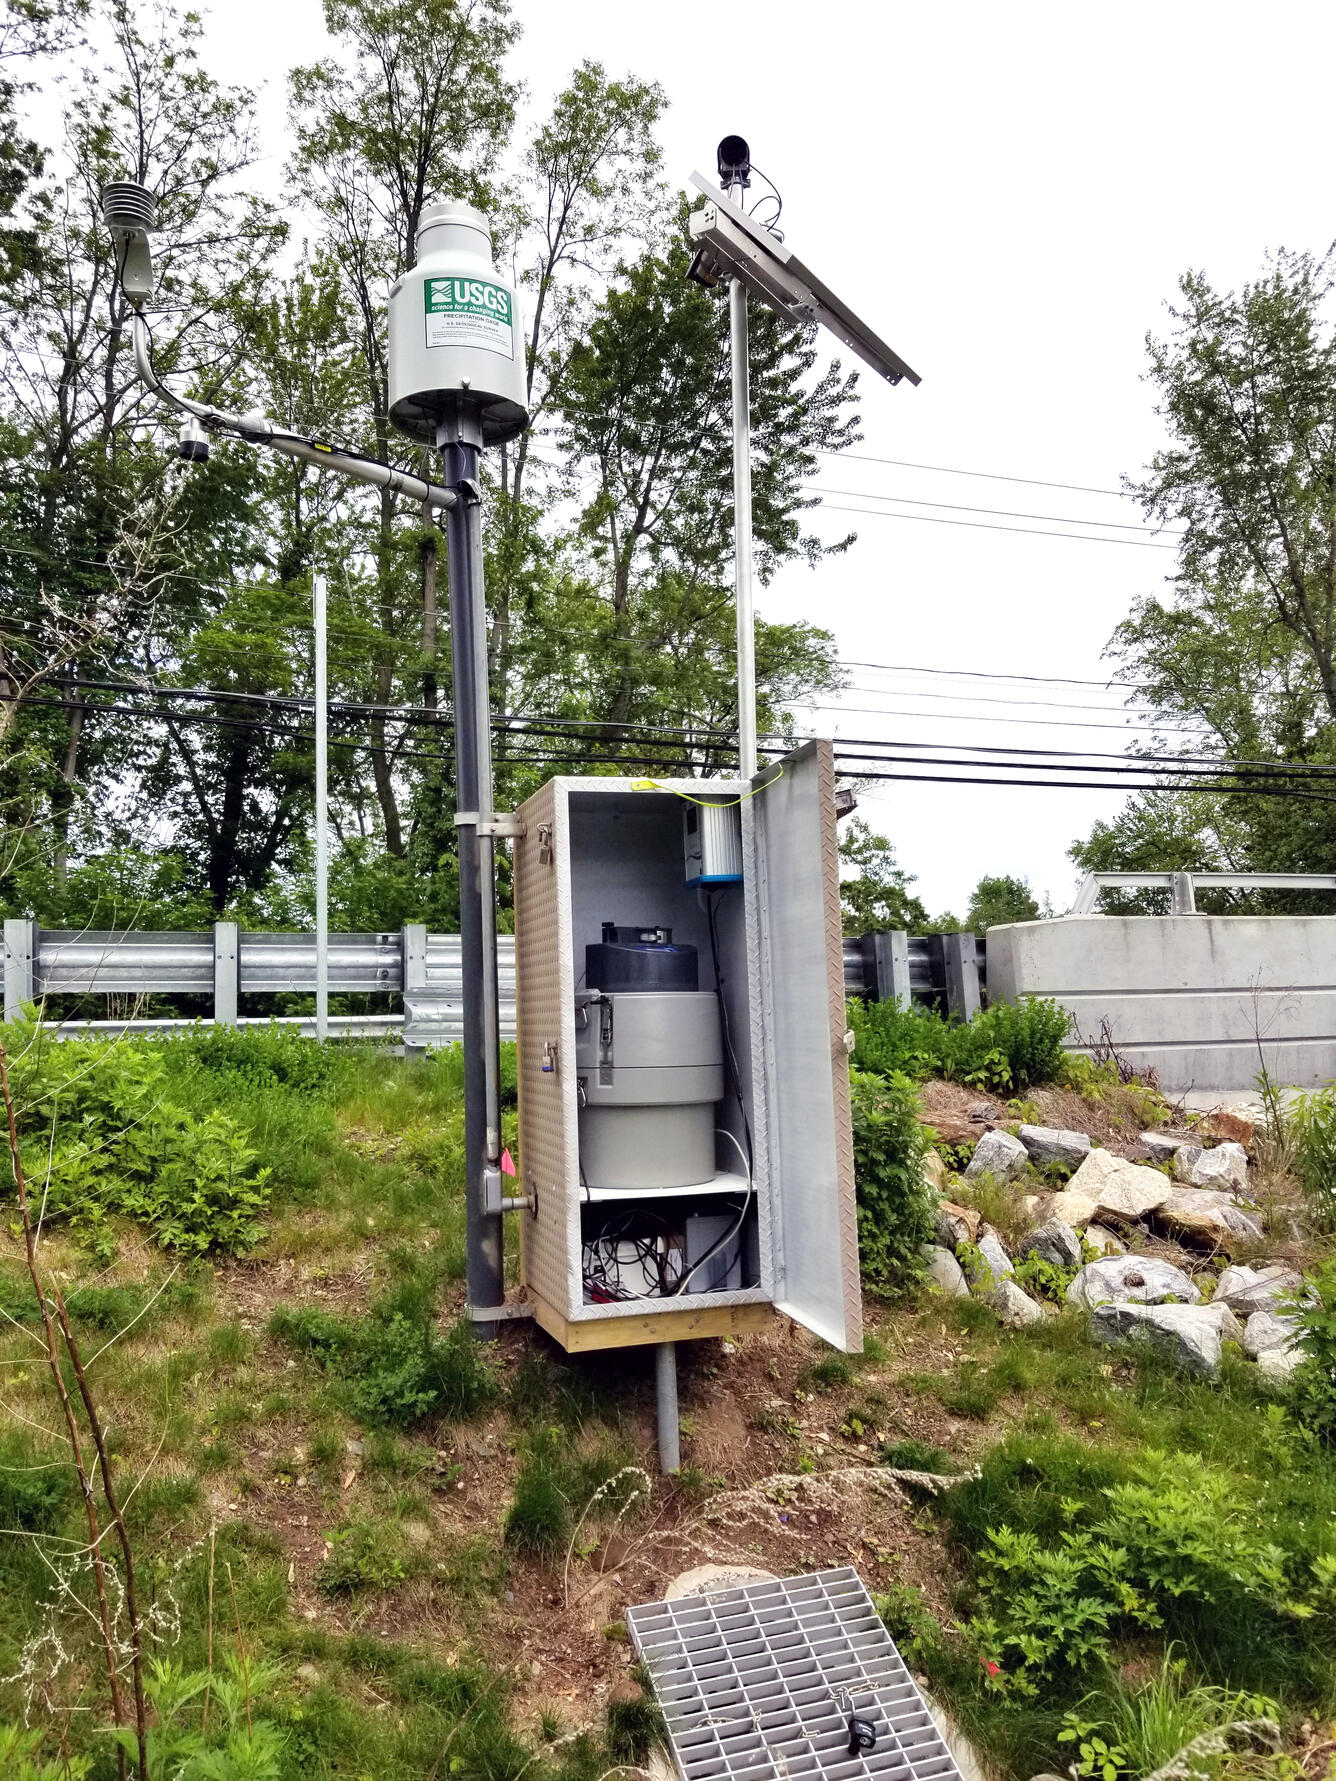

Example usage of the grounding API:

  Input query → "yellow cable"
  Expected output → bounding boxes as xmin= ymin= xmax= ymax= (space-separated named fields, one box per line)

xmin=628 ymin=764 xmax=784 ymax=806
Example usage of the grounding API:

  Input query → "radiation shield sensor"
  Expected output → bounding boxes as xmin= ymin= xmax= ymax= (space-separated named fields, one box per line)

xmin=686 ymin=170 xmax=920 ymax=389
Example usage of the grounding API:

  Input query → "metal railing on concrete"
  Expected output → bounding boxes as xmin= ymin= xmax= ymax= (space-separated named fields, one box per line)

xmin=1071 ymin=871 xmax=1336 ymax=914
xmin=3 ymin=919 xmax=983 ymax=1045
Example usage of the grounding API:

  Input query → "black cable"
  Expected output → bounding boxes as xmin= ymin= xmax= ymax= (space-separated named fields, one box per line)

xmin=703 ymin=888 xmax=753 ymax=1169
xmin=842 ymin=658 xmax=1159 ymax=691
xmin=832 ymin=746 xmax=1336 ymax=785
xmin=840 ymin=767 xmax=1336 ymax=807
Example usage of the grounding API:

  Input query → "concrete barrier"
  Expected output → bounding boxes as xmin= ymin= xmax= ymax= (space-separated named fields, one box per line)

xmin=985 ymin=915 xmax=1336 ymax=1092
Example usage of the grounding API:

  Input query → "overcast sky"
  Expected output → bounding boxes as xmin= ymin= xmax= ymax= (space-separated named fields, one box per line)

xmin=98 ymin=0 xmax=1336 ymax=915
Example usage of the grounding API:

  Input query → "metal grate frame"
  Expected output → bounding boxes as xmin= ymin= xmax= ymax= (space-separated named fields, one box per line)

xmin=627 ymin=1567 xmax=961 ymax=1781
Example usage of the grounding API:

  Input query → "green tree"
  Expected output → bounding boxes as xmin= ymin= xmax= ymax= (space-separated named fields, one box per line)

xmin=966 ymin=873 xmax=1041 ymax=930
xmin=549 ymin=215 xmax=855 ymax=755
xmin=839 ymin=818 xmax=929 ymax=935
xmin=1073 ymin=248 xmax=1336 ymax=903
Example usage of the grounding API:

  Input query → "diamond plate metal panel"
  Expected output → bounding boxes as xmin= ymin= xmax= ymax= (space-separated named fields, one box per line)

xmin=628 ymin=1567 xmax=961 ymax=1781
xmin=513 ymin=779 xmax=577 ymax=1314
xmin=750 ymin=741 xmax=861 ymax=1351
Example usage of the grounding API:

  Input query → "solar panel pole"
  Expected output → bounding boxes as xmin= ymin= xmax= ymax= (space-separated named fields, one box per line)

xmin=723 ymin=145 xmax=758 ymax=780
xmin=314 ymin=571 xmax=329 ymax=1043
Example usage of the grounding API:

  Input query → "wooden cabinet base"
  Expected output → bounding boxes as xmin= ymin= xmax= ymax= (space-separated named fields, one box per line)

xmin=531 ymin=1296 xmax=774 ymax=1353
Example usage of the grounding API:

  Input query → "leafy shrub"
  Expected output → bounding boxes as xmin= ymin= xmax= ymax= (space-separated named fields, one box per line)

xmin=4 ymin=1020 xmax=272 ymax=1255
xmin=317 ymin=1520 xmax=410 ymax=1596
xmin=1289 ymin=1260 xmax=1336 ymax=1443
xmin=850 ymin=1067 xmax=935 ymax=1289
xmin=959 ymin=1449 xmax=1293 ymax=1696
xmin=270 ymin=1302 xmax=494 ymax=1428
xmin=849 ymin=995 xmax=1070 ymax=1093
xmin=164 ymin=1021 xmax=358 ymax=1100
xmin=1287 ymin=1087 xmax=1336 ymax=1231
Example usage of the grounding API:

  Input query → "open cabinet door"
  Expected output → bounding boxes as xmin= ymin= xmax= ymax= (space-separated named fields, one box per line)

xmin=750 ymin=740 xmax=862 ymax=1351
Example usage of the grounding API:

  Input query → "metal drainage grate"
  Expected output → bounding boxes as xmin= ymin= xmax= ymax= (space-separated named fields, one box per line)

xmin=627 ymin=1567 xmax=962 ymax=1781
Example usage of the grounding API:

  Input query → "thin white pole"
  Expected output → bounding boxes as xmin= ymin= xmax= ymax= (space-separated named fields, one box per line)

xmin=728 ymin=189 xmax=757 ymax=779
xmin=313 ymin=572 xmax=329 ymax=1042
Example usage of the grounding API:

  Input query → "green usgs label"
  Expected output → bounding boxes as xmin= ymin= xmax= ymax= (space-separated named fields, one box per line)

xmin=424 ymin=276 xmax=514 ymax=357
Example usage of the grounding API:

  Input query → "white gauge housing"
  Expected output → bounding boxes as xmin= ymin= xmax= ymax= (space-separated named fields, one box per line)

xmin=388 ymin=202 xmax=528 ymax=447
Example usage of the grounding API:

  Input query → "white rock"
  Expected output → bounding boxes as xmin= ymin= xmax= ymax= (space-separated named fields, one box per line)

xmin=1068 ymin=1255 xmax=1201 ymax=1309
xmin=990 ymin=1278 xmax=1045 ymax=1327
xmin=1198 ymin=1300 xmax=1246 ymax=1345
xmin=1172 ymin=1145 xmax=1205 ymax=1181
xmin=920 ymin=1244 xmax=971 ymax=1298
xmin=1156 ymin=1190 xmax=1264 ymax=1248
xmin=1017 ymin=1220 xmax=1083 ymax=1270
xmin=1186 ymin=1142 xmax=1250 ymax=1194
xmin=1089 ymin=1302 xmax=1225 ymax=1376
xmin=1067 ymin=1146 xmax=1138 ymax=1197
xmin=935 ymin=1201 xmax=982 ymax=1249
xmin=962 ymin=1229 xmax=1014 ymax=1290
xmin=1083 ymin=1223 xmax=1125 ymax=1255
xmin=1242 ymin=1308 xmax=1300 ymax=1358
xmin=964 ymin=1129 xmax=1029 ymax=1184
xmin=1142 ymin=1131 xmax=1188 ymax=1162
xmin=1048 ymin=1190 xmax=1098 ymax=1230
xmin=1017 ymin=1126 xmax=1092 ymax=1170
xmin=923 ymin=1150 xmax=949 ymax=1195
xmin=1256 ymin=1345 xmax=1305 ymax=1382
xmin=1213 ymin=1263 xmax=1302 ymax=1318
xmin=1095 ymin=1169 xmax=1175 ymax=1225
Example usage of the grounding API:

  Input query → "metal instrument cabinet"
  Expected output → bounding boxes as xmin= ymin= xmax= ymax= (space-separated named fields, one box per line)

xmin=512 ymin=740 xmax=860 ymax=1354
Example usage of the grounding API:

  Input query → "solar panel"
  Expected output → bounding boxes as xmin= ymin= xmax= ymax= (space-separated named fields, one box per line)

xmin=627 ymin=1567 xmax=963 ymax=1781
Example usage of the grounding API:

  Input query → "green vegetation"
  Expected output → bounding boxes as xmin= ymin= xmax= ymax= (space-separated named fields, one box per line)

xmin=1289 ymin=1086 xmax=1336 ymax=1232
xmin=270 ymin=1294 xmax=494 ymax=1428
xmin=849 ymin=1068 xmax=935 ymax=1289
xmin=504 ymin=1424 xmax=644 ymax=1560
xmin=849 ymin=995 xmax=1071 ymax=1094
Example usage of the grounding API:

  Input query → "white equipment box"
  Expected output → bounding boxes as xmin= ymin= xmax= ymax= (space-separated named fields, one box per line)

xmin=512 ymin=739 xmax=860 ymax=1354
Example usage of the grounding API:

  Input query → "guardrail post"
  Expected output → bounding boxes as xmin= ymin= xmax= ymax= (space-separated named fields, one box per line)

xmin=213 ymin=922 xmax=239 ymax=1026
xmin=3 ymin=918 xmax=36 ymax=1021
xmin=403 ymin=924 xmax=427 ymax=996
xmin=862 ymin=931 xmax=911 ymax=1009
xmin=1170 ymin=872 xmax=1197 ymax=914
xmin=943 ymin=931 xmax=982 ymax=1023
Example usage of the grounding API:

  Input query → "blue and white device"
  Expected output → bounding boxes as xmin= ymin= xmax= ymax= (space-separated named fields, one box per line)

xmin=683 ymin=799 xmax=743 ymax=885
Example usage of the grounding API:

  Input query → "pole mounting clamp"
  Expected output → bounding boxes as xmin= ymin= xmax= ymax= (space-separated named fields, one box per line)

xmin=465 ymin=1300 xmax=535 ymax=1324
xmin=454 ymin=811 xmax=524 ymax=839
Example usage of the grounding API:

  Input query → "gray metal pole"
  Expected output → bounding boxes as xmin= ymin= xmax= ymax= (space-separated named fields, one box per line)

xmin=313 ymin=572 xmax=329 ymax=1043
xmin=440 ymin=427 xmax=504 ymax=1336
xmin=727 ymin=188 xmax=757 ymax=780
xmin=655 ymin=1341 xmax=680 ymax=1474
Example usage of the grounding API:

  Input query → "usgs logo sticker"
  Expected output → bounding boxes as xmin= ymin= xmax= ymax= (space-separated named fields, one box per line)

xmin=424 ymin=277 xmax=514 ymax=357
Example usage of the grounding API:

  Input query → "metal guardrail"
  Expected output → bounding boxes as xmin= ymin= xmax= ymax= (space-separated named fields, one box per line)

xmin=3 ymin=918 xmax=975 ymax=1045
xmin=3 ymin=918 xmax=517 ymax=1049
xmin=1071 ymin=871 xmax=1336 ymax=915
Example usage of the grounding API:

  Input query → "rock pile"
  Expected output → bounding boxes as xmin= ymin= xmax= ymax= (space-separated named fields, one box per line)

xmin=916 ymin=1112 xmax=1308 ymax=1381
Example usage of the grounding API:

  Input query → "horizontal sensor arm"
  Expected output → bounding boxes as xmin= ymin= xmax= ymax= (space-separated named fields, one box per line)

xmin=131 ymin=312 xmax=457 ymax=511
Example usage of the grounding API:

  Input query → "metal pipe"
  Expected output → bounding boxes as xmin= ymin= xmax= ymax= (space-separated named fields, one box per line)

xmin=726 ymin=189 xmax=757 ymax=780
xmin=313 ymin=573 xmax=329 ymax=1042
xmin=130 ymin=311 xmax=456 ymax=511
xmin=656 ymin=1342 xmax=681 ymax=1474
xmin=440 ymin=428 xmax=505 ymax=1336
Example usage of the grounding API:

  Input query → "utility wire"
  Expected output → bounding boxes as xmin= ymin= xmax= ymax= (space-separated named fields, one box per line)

xmin=836 ymin=767 xmax=1336 ymax=808
xmin=815 ymin=448 xmax=1130 ymax=499
xmin=842 ymin=658 xmax=1157 ymax=691
xmin=800 ymin=484 xmax=1179 ymax=536
xmin=813 ymin=501 xmax=1178 ymax=549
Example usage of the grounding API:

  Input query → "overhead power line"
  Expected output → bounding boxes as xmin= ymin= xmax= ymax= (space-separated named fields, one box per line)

xmin=842 ymin=658 xmax=1154 ymax=691
xmin=817 ymin=448 xmax=1129 ymax=499
xmin=802 ymin=484 xmax=1179 ymax=536
xmin=815 ymin=501 xmax=1177 ymax=549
